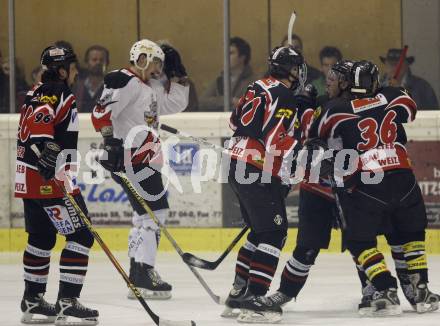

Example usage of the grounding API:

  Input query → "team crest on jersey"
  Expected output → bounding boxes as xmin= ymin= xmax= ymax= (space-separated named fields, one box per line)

xmin=39 ymin=95 xmax=58 ymax=105
xmin=313 ymin=106 xmax=322 ymax=118
xmin=274 ymin=214 xmax=283 ymax=225
xmin=351 ymin=94 xmax=388 ymax=113
xmin=275 ymin=108 xmax=294 ymax=119
xmin=40 ymin=185 xmax=53 ymax=195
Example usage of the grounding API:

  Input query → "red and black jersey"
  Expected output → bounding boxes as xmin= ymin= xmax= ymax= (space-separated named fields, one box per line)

xmin=228 ymin=77 xmax=313 ymax=178
xmin=15 ymin=81 xmax=80 ymax=199
xmin=309 ymin=86 xmax=417 ymax=174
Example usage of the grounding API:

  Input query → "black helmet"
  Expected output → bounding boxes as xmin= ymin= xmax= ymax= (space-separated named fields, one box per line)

xmin=331 ymin=59 xmax=354 ymax=82
xmin=40 ymin=46 xmax=77 ymax=69
xmin=268 ymin=46 xmax=306 ymax=91
xmin=349 ymin=60 xmax=379 ymax=96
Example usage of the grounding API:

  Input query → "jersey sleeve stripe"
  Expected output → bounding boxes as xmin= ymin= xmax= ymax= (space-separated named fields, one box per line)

xmin=54 ymin=94 xmax=75 ymax=125
xmin=385 ymin=95 xmax=417 ymax=122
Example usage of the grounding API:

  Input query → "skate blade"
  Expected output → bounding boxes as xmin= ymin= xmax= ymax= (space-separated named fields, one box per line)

xmin=127 ymin=288 xmax=172 ymax=300
xmin=220 ymin=306 xmax=240 ymax=318
xmin=237 ymin=310 xmax=282 ymax=324
xmin=416 ymin=300 xmax=439 ymax=314
xmin=21 ymin=312 xmax=56 ymax=324
xmin=369 ymin=304 xmax=402 ymax=317
xmin=55 ymin=315 xmax=98 ymax=326
xmin=358 ymin=307 xmax=373 ymax=317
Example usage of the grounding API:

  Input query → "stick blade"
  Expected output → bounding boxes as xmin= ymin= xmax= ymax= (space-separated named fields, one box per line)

xmin=159 ymin=319 xmax=196 ymax=326
xmin=182 ymin=253 xmax=215 ymax=270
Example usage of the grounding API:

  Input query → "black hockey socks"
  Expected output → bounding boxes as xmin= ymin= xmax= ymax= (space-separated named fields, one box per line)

xmin=23 ymin=233 xmax=56 ymax=296
xmin=247 ymin=231 xmax=286 ymax=296
xmin=353 ymin=256 xmax=369 ymax=289
xmin=234 ymin=233 xmax=257 ymax=284
xmin=402 ymin=240 xmax=428 ymax=282
xmin=279 ymin=246 xmax=319 ymax=298
xmin=354 ymin=246 xmax=397 ymax=291
xmin=58 ymin=230 xmax=94 ymax=298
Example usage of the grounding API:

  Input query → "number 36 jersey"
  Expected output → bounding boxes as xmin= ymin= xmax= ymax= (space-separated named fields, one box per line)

xmin=309 ymin=86 xmax=417 ymax=173
xmin=15 ymin=81 xmax=80 ymax=199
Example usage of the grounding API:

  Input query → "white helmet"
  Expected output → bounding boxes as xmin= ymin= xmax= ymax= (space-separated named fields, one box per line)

xmin=129 ymin=39 xmax=164 ymax=69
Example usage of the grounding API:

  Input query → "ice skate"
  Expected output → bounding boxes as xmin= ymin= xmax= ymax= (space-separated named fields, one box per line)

xmin=21 ymin=293 xmax=56 ymax=324
xmin=237 ymin=295 xmax=282 ymax=324
xmin=128 ymin=263 xmax=172 ymax=300
xmin=221 ymin=286 xmax=247 ymax=318
xmin=55 ymin=298 xmax=98 ymax=326
xmin=357 ymin=282 xmax=376 ymax=316
xmin=221 ymin=275 xmax=247 ymax=318
xmin=409 ymin=274 xmax=440 ymax=313
xmin=363 ymin=288 xmax=402 ymax=317
xmin=267 ymin=291 xmax=293 ymax=308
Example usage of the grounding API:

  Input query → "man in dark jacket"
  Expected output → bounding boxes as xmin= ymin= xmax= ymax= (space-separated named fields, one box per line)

xmin=380 ymin=48 xmax=438 ymax=110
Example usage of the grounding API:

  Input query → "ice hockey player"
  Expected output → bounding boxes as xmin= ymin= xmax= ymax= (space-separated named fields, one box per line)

xmin=265 ymin=59 xmax=355 ymax=310
xmin=307 ymin=60 xmax=439 ymax=316
xmin=92 ymin=39 xmax=189 ymax=300
xmin=16 ymin=45 xmax=98 ymax=325
xmin=223 ymin=45 xmax=309 ymax=323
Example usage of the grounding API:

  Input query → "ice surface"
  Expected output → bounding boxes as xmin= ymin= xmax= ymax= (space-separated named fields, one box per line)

xmin=1 ymin=252 xmax=439 ymax=326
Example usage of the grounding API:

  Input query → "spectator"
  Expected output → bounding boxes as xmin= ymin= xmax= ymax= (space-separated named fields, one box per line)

xmin=72 ymin=45 xmax=109 ymax=112
xmin=200 ymin=36 xmax=255 ymax=111
xmin=0 ymin=50 xmax=29 ymax=113
xmin=312 ymin=46 xmax=343 ymax=96
xmin=380 ymin=48 xmax=439 ymax=110
xmin=281 ymin=34 xmax=324 ymax=84
xmin=30 ymin=66 xmax=43 ymax=86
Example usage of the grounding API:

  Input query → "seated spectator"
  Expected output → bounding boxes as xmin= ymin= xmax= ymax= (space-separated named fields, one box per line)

xmin=380 ymin=48 xmax=438 ymax=110
xmin=312 ymin=46 xmax=343 ymax=96
xmin=200 ymin=36 xmax=255 ymax=111
xmin=156 ymin=39 xmax=199 ymax=111
xmin=281 ymin=34 xmax=324 ymax=84
xmin=0 ymin=50 xmax=29 ymax=113
xmin=73 ymin=45 xmax=109 ymax=112
xmin=30 ymin=66 xmax=43 ymax=86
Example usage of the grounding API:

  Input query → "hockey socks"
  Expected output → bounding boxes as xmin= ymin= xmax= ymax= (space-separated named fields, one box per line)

xmin=23 ymin=243 xmax=52 ymax=295
xmin=278 ymin=246 xmax=318 ymax=299
xmin=247 ymin=243 xmax=281 ymax=295
xmin=58 ymin=241 xmax=91 ymax=298
xmin=234 ymin=238 xmax=257 ymax=283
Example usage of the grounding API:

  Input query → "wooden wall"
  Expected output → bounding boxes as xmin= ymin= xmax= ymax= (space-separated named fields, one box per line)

xmin=0 ymin=0 xmax=401 ymax=95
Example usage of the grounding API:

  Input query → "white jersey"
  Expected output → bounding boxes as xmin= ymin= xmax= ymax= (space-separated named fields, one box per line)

xmin=92 ymin=68 xmax=189 ymax=148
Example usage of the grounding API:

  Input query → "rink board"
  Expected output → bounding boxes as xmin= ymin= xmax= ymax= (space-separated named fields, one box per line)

xmin=1 ymin=227 xmax=440 ymax=254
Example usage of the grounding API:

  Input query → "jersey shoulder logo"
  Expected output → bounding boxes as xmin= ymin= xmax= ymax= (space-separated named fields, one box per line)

xmin=275 ymin=108 xmax=294 ymax=119
xmin=351 ymin=93 xmax=388 ymax=113
xmin=39 ymin=95 xmax=58 ymax=105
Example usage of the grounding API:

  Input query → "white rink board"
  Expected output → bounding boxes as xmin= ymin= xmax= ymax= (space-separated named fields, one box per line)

xmin=0 ymin=252 xmax=439 ymax=325
xmin=1 ymin=111 xmax=440 ymax=228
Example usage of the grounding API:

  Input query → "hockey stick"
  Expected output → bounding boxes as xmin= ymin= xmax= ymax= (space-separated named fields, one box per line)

xmin=160 ymin=124 xmax=225 ymax=151
xmin=30 ymin=145 xmax=195 ymax=326
xmin=161 ymin=123 xmax=251 ymax=270
xmin=287 ymin=11 xmax=297 ymax=46
xmin=327 ymin=174 xmax=347 ymax=230
xmin=182 ymin=226 xmax=249 ymax=270
xmin=393 ymin=45 xmax=409 ymax=80
xmin=112 ymin=170 xmax=225 ymax=305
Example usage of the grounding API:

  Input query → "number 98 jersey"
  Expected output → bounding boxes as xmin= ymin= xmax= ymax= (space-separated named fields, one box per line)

xmin=15 ymin=82 xmax=80 ymax=199
xmin=310 ymin=86 xmax=417 ymax=173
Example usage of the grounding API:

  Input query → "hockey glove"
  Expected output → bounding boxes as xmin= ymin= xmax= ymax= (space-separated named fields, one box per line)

xmin=304 ymin=137 xmax=334 ymax=179
xmin=160 ymin=44 xmax=187 ymax=79
xmin=296 ymin=84 xmax=318 ymax=108
xmin=100 ymin=137 xmax=124 ymax=172
xmin=37 ymin=141 xmax=62 ymax=180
